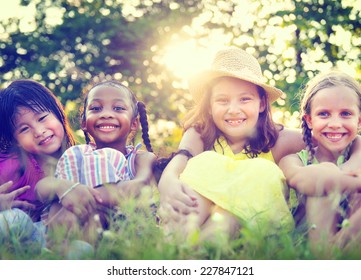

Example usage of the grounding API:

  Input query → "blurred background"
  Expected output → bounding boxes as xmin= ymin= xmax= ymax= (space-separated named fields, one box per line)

xmin=1 ymin=0 xmax=360 ymax=155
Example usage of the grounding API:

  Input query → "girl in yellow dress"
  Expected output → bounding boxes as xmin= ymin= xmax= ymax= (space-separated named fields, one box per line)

xmin=159 ymin=47 xmax=301 ymax=240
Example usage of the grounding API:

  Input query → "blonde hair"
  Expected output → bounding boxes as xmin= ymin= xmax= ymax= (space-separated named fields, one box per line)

xmin=300 ymin=70 xmax=361 ymax=164
xmin=183 ymin=77 xmax=279 ymax=157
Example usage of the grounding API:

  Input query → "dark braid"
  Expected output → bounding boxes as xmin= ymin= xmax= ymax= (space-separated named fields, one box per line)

xmin=343 ymin=141 xmax=354 ymax=162
xmin=301 ymin=117 xmax=315 ymax=165
xmin=83 ymin=130 xmax=92 ymax=145
xmin=137 ymin=101 xmax=153 ymax=152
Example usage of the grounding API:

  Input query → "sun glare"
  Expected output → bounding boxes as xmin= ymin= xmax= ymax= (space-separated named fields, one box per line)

xmin=161 ymin=40 xmax=223 ymax=82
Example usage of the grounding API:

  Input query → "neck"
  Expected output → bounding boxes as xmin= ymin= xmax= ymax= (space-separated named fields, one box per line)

xmin=314 ymin=146 xmax=345 ymax=164
xmin=95 ymin=142 xmax=127 ymax=155
xmin=33 ymin=153 xmax=59 ymax=176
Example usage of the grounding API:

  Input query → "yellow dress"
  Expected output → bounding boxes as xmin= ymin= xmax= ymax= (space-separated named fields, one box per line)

xmin=179 ymin=138 xmax=294 ymax=236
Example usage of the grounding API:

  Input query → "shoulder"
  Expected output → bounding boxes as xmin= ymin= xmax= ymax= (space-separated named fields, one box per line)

xmin=272 ymin=127 xmax=305 ymax=164
xmin=135 ymin=150 xmax=157 ymax=163
xmin=278 ymin=152 xmax=304 ymax=172
xmin=60 ymin=144 xmax=93 ymax=155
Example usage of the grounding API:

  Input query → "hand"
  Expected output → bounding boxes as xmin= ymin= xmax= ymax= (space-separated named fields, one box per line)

xmin=116 ymin=178 xmax=148 ymax=199
xmin=58 ymin=183 xmax=102 ymax=222
xmin=0 ymin=181 xmax=36 ymax=211
xmin=345 ymin=167 xmax=361 ymax=178
xmin=158 ymin=177 xmax=198 ymax=224
xmin=292 ymin=162 xmax=349 ymax=196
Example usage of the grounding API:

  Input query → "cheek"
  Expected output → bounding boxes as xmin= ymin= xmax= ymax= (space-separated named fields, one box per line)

xmin=52 ymin=119 xmax=66 ymax=139
xmin=15 ymin=134 xmax=32 ymax=149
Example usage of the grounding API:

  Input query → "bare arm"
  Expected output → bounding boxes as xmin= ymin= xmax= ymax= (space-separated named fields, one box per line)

xmin=341 ymin=136 xmax=361 ymax=172
xmin=279 ymin=154 xmax=361 ymax=196
xmin=95 ymin=151 xmax=156 ymax=207
xmin=272 ymin=127 xmax=305 ymax=164
xmin=158 ymin=127 xmax=203 ymax=217
xmin=35 ymin=177 xmax=101 ymax=221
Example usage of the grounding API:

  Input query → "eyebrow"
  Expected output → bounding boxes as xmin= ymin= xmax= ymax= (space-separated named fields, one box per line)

xmin=89 ymin=98 xmax=127 ymax=103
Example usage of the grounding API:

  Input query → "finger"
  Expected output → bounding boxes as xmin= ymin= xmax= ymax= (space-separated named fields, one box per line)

xmin=85 ymin=203 xmax=95 ymax=220
xmin=12 ymin=200 xmax=36 ymax=210
xmin=0 ymin=181 xmax=13 ymax=194
xmin=161 ymin=203 xmax=182 ymax=222
xmin=178 ymin=187 xmax=198 ymax=207
xmin=89 ymin=188 xmax=103 ymax=204
xmin=9 ymin=185 xmax=31 ymax=199
xmin=171 ymin=199 xmax=199 ymax=215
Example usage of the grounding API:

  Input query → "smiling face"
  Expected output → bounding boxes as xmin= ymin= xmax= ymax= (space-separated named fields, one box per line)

xmin=304 ymin=85 xmax=361 ymax=160
xmin=82 ymin=85 xmax=138 ymax=152
xmin=209 ymin=77 xmax=265 ymax=153
xmin=13 ymin=107 xmax=65 ymax=158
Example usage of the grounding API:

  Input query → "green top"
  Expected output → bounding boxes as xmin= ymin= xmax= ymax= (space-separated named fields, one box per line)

xmin=297 ymin=149 xmax=345 ymax=166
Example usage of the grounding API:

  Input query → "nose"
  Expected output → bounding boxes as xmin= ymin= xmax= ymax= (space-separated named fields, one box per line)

xmin=33 ymin=124 xmax=46 ymax=138
xmin=227 ymin=100 xmax=241 ymax=114
xmin=99 ymin=108 xmax=114 ymax=119
xmin=327 ymin=116 xmax=342 ymax=129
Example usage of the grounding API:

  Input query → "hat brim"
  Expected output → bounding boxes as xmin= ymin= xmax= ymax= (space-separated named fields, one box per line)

xmin=189 ymin=70 xmax=283 ymax=104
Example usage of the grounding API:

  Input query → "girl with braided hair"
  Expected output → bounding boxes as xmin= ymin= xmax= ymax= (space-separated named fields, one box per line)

xmin=50 ymin=80 xmax=156 ymax=236
xmin=279 ymin=70 xmax=361 ymax=255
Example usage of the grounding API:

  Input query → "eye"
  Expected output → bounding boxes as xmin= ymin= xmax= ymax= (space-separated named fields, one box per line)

xmin=89 ymin=106 xmax=101 ymax=111
xmin=18 ymin=126 xmax=29 ymax=134
xmin=240 ymin=97 xmax=252 ymax=102
xmin=114 ymin=106 xmax=126 ymax=111
xmin=317 ymin=111 xmax=329 ymax=117
xmin=215 ymin=98 xmax=228 ymax=104
xmin=38 ymin=113 xmax=49 ymax=122
xmin=341 ymin=111 xmax=352 ymax=117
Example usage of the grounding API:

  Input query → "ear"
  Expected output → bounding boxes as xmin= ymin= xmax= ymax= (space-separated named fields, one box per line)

xmin=259 ymin=97 xmax=266 ymax=113
xmin=81 ymin=120 xmax=87 ymax=131
xmin=303 ymin=114 xmax=312 ymax=129
xmin=131 ymin=118 xmax=140 ymax=131
xmin=358 ymin=115 xmax=361 ymax=131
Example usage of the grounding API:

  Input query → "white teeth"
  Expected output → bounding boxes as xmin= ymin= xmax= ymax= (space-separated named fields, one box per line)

xmin=325 ymin=133 xmax=343 ymax=139
xmin=227 ymin=120 xmax=243 ymax=124
xmin=39 ymin=136 xmax=52 ymax=145
xmin=98 ymin=126 xmax=116 ymax=129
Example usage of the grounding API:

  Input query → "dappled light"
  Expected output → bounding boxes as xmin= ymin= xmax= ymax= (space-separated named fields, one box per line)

xmin=0 ymin=0 xmax=361 ymax=154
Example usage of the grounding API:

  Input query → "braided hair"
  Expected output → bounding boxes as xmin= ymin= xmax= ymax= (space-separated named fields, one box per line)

xmin=81 ymin=80 xmax=153 ymax=152
xmin=300 ymin=70 xmax=361 ymax=164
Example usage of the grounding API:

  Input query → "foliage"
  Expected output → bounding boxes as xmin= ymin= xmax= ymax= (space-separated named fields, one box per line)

xmin=0 ymin=0 xmax=201 ymax=122
xmin=1 ymin=0 xmax=360 ymax=151
xmin=2 ymin=189 xmax=361 ymax=260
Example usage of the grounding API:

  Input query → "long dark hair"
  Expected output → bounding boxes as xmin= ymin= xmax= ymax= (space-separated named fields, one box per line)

xmin=0 ymin=79 xmax=75 ymax=155
xmin=81 ymin=80 xmax=153 ymax=152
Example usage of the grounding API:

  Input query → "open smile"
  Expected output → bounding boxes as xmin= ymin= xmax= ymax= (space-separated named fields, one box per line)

xmin=323 ymin=132 xmax=346 ymax=141
xmin=38 ymin=135 xmax=54 ymax=146
xmin=225 ymin=119 xmax=245 ymax=126
xmin=96 ymin=124 xmax=120 ymax=132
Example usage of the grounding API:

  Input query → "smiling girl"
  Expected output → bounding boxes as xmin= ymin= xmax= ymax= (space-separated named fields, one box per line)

xmin=279 ymin=70 xmax=361 ymax=254
xmin=0 ymin=80 xmax=99 ymax=249
xmin=50 ymin=80 xmax=156 ymax=235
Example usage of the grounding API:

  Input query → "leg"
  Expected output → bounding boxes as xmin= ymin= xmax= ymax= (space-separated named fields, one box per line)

xmin=200 ymin=205 xmax=240 ymax=243
xmin=0 ymin=208 xmax=45 ymax=252
xmin=306 ymin=195 xmax=339 ymax=257
xmin=333 ymin=193 xmax=361 ymax=249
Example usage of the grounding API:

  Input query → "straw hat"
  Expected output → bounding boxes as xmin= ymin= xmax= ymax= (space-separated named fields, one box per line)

xmin=188 ymin=47 xmax=284 ymax=104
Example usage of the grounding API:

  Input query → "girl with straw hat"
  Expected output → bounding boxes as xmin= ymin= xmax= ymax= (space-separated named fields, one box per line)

xmin=158 ymin=47 xmax=361 ymax=242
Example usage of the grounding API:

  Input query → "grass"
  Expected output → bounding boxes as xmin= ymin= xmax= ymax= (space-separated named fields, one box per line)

xmin=2 ymin=188 xmax=361 ymax=260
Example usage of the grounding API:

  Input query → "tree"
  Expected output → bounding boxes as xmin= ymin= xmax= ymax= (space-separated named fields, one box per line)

xmin=0 ymin=0 xmax=202 ymax=125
